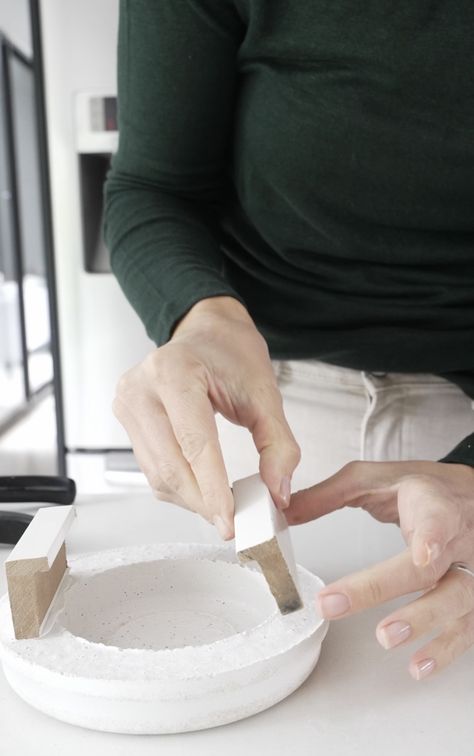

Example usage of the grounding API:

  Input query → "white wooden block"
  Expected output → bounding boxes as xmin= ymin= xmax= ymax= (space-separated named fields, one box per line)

xmin=6 ymin=506 xmax=76 ymax=567
xmin=233 ymin=474 xmax=302 ymax=614
xmin=5 ymin=505 xmax=76 ymax=639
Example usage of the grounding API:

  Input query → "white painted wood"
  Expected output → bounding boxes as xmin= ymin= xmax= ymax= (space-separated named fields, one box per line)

xmin=233 ymin=473 xmax=286 ymax=550
xmin=5 ymin=505 xmax=75 ymax=568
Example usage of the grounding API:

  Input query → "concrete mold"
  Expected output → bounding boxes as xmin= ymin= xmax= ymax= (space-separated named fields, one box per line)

xmin=0 ymin=543 xmax=328 ymax=733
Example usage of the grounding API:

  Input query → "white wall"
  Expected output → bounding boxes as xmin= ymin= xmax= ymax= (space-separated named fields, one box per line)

xmin=39 ymin=0 xmax=153 ymax=449
xmin=0 ymin=0 xmax=32 ymax=55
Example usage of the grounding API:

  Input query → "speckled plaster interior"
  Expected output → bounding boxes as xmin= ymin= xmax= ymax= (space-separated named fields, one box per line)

xmin=59 ymin=557 xmax=276 ymax=651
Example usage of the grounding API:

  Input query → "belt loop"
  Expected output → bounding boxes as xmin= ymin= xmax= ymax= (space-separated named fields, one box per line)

xmin=360 ymin=372 xmax=378 ymax=461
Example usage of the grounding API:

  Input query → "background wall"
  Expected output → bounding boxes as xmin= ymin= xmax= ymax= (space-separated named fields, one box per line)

xmin=40 ymin=0 xmax=152 ymax=458
xmin=0 ymin=0 xmax=32 ymax=55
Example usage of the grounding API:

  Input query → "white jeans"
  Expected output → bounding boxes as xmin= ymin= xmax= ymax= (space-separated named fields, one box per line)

xmin=216 ymin=360 xmax=474 ymax=578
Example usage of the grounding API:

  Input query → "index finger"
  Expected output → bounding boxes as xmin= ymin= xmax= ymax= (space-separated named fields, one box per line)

xmin=317 ymin=548 xmax=452 ymax=620
xmin=286 ymin=460 xmax=441 ymax=526
xmin=159 ymin=380 xmax=235 ymax=539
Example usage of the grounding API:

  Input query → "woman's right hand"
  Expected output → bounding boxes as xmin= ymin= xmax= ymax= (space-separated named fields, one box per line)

xmin=112 ymin=296 xmax=300 ymax=540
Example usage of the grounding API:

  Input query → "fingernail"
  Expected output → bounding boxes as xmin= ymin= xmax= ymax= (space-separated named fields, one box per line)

xmin=319 ymin=593 xmax=351 ymax=618
xmin=412 ymin=658 xmax=436 ymax=681
xmin=278 ymin=476 xmax=291 ymax=509
xmin=377 ymin=621 xmax=412 ymax=649
xmin=213 ymin=515 xmax=232 ymax=541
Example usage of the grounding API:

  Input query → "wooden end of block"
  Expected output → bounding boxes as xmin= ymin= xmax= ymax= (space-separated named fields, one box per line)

xmin=239 ymin=537 xmax=303 ymax=615
xmin=233 ymin=473 xmax=303 ymax=615
xmin=5 ymin=506 xmax=75 ymax=640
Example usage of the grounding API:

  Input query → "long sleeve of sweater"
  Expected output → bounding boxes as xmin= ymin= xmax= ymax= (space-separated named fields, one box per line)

xmin=440 ymin=434 xmax=474 ymax=468
xmin=103 ymin=0 xmax=246 ymax=344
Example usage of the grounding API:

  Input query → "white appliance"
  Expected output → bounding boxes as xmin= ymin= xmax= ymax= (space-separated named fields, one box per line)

xmin=39 ymin=0 xmax=152 ymax=491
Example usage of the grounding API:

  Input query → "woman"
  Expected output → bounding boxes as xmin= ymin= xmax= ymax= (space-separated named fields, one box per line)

xmin=104 ymin=0 xmax=474 ymax=681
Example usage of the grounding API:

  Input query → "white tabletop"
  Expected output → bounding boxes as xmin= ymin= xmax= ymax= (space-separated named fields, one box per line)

xmin=0 ymin=492 xmax=473 ymax=756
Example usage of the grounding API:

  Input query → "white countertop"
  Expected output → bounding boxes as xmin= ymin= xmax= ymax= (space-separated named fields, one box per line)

xmin=1 ymin=492 xmax=473 ymax=756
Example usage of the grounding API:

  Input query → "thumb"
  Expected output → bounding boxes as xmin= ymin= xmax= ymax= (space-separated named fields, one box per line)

xmin=249 ymin=389 xmax=301 ymax=509
xmin=397 ymin=476 xmax=461 ymax=567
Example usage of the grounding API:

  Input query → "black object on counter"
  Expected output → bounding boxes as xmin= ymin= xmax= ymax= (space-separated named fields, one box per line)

xmin=0 ymin=476 xmax=76 ymax=506
xmin=0 ymin=476 xmax=76 ymax=545
xmin=0 ymin=511 xmax=33 ymax=544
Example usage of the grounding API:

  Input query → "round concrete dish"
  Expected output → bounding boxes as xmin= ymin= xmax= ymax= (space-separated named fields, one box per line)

xmin=0 ymin=543 xmax=328 ymax=734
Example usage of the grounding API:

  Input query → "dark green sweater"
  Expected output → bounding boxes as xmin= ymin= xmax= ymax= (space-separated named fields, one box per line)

xmin=104 ymin=0 xmax=474 ymax=464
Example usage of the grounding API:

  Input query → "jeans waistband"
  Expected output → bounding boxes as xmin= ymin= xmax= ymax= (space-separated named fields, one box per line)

xmin=272 ymin=358 xmax=462 ymax=392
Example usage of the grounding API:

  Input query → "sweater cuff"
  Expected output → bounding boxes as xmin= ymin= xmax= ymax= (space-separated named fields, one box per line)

xmin=439 ymin=433 xmax=474 ymax=467
xmin=147 ymin=285 xmax=247 ymax=346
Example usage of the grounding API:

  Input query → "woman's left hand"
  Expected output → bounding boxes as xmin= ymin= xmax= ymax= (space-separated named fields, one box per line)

xmin=285 ymin=460 xmax=474 ymax=680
